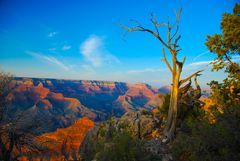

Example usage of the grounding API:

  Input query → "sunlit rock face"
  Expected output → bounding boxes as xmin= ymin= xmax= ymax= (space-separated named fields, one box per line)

xmin=14 ymin=78 xmax=163 ymax=117
xmin=37 ymin=117 xmax=94 ymax=160
xmin=8 ymin=79 xmax=98 ymax=132
xmin=16 ymin=117 xmax=94 ymax=160
xmin=9 ymin=78 xmax=163 ymax=133
xmin=113 ymin=83 xmax=161 ymax=115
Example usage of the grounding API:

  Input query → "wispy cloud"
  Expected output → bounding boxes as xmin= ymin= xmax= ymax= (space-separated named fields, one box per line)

xmin=188 ymin=60 xmax=212 ymax=67
xmin=127 ymin=68 xmax=167 ymax=74
xmin=80 ymin=35 xmax=120 ymax=67
xmin=188 ymin=56 xmax=239 ymax=68
xmin=26 ymin=51 xmax=70 ymax=71
xmin=193 ymin=50 xmax=210 ymax=61
xmin=182 ymin=60 xmax=212 ymax=71
xmin=127 ymin=60 xmax=213 ymax=74
xmin=48 ymin=31 xmax=57 ymax=38
xmin=62 ymin=45 xmax=71 ymax=51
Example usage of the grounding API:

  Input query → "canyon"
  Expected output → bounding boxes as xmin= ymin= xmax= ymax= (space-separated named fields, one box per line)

xmin=9 ymin=77 xmax=167 ymax=132
xmin=5 ymin=77 xmax=168 ymax=160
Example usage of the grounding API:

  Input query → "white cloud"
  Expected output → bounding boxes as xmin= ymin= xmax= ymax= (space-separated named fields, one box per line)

xmin=127 ymin=68 xmax=167 ymax=74
xmin=182 ymin=60 xmax=213 ymax=71
xmin=62 ymin=45 xmax=72 ymax=51
xmin=186 ymin=56 xmax=239 ymax=69
xmin=127 ymin=60 xmax=213 ymax=75
xmin=48 ymin=31 xmax=57 ymax=38
xmin=80 ymin=35 xmax=120 ymax=67
xmin=193 ymin=50 xmax=210 ymax=61
xmin=26 ymin=51 xmax=70 ymax=71
xmin=188 ymin=60 xmax=213 ymax=67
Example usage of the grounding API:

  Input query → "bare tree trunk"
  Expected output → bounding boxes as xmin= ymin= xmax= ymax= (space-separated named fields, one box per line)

xmin=163 ymin=63 xmax=181 ymax=141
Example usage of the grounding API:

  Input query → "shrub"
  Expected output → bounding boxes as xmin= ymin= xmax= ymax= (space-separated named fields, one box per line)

xmin=173 ymin=105 xmax=240 ymax=161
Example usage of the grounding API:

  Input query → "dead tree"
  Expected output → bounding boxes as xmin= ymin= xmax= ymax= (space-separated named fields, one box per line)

xmin=121 ymin=7 xmax=203 ymax=142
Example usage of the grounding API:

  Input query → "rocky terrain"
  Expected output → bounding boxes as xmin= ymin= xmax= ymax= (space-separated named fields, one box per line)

xmin=8 ymin=79 xmax=99 ymax=132
xmin=37 ymin=117 xmax=94 ymax=160
xmin=79 ymin=110 xmax=167 ymax=161
xmin=16 ymin=117 xmax=94 ymax=161
xmin=11 ymin=78 xmax=164 ymax=123
xmin=14 ymin=78 xmax=164 ymax=114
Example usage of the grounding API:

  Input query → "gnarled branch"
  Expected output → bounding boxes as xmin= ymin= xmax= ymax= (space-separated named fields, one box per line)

xmin=174 ymin=35 xmax=181 ymax=48
xmin=179 ymin=80 xmax=192 ymax=94
xmin=136 ymin=26 xmax=170 ymax=50
xmin=170 ymin=25 xmax=179 ymax=41
xmin=119 ymin=21 xmax=171 ymax=50
xmin=179 ymin=70 xmax=204 ymax=86
xmin=150 ymin=14 xmax=160 ymax=36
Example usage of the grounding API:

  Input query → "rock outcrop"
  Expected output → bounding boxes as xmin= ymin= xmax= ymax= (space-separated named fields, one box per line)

xmin=8 ymin=79 xmax=99 ymax=132
xmin=79 ymin=111 xmax=167 ymax=161
xmin=13 ymin=78 xmax=164 ymax=116
xmin=117 ymin=111 xmax=161 ymax=139
xmin=37 ymin=117 xmax=94 ymax=160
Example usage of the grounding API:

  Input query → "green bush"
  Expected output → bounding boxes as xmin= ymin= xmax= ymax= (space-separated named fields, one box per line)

xmin=173 ymin=105 xmax=240 ymax=161
xmin=80 ymin=117 xmax=161 ymax=161
xmin=159 ymin=94 xmax=170 ymax=117
xmin=95 ymin=132 xmax=144 ymax=161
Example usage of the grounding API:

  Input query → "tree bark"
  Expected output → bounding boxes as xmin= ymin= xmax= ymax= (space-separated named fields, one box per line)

xmin=163 ymin=58 xmax=181 ymax=141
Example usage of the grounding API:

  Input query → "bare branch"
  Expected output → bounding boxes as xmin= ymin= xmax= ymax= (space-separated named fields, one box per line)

xmin=176 ymin=48 xmax=182 ymax=53
xmin=150 ymin=13 xmax=159 ymax=35
xmin=167 ymin=24 xmax=171 ymax=45
xmin=176 ymin=60 xmax=183 ymax=70
xmin=179 ymin=70 xmax=204 ymax=86
xmin=175 ymin=6 xmax=182 ymax=22
xmin=182 ymin=56 xmax=186 ymax=66
xmin=170 ymin=6 xmax=182 ymax=42
xmin=176 ymin=56 xmax=186 ymax=69
xmin=176 ymin=56 xmax=186 ymax=71
xmin=179 ymin=80 xmax=192 ymax=94
xmin=162 ymin=48 xmax=173 ymax=73
xmin=136 ymin=26 xmax=171 ymax=49
xmin=119 ymin=20 xmax=171 ymax=50
xmin=224 ymin=53 xmax=240 ymax=70
xmin=174 ymin=35 xmax=181 ymax=45
xmin=170 ymin=25 xmax=179 ymax=41
xmin=130 ymin=18 xmax=142 ymax=26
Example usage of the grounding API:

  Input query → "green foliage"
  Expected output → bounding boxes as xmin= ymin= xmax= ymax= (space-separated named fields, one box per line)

xmin=205 ymin=3 xmax=240 ymax=77
xmin=157 ymin=94 xmax=170 ymax=118
xmin=95 ymin=132 xmax=144 ymax=161
xmin=0 ymin=71 xmax=13 ymax=121
xmin=205 ymin=3 xmax=240 ymax=108
xmin=173 ymin=105 xmax=240 ymax=161
xmin=173 ymin=5 xmax=240 ymax=159
xmin=80 ymin=117 xmax=161 ymax=161
xmin=208 ymin=80 xmax=240 ymax=106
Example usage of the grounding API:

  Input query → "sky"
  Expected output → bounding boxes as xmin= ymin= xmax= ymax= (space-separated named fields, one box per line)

xmin=0 ymin=0 xmax=238 ymax=88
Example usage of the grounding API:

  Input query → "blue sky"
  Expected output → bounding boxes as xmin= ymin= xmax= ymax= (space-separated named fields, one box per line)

xmin=0 ymin=0 xmax=238 ymax=87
